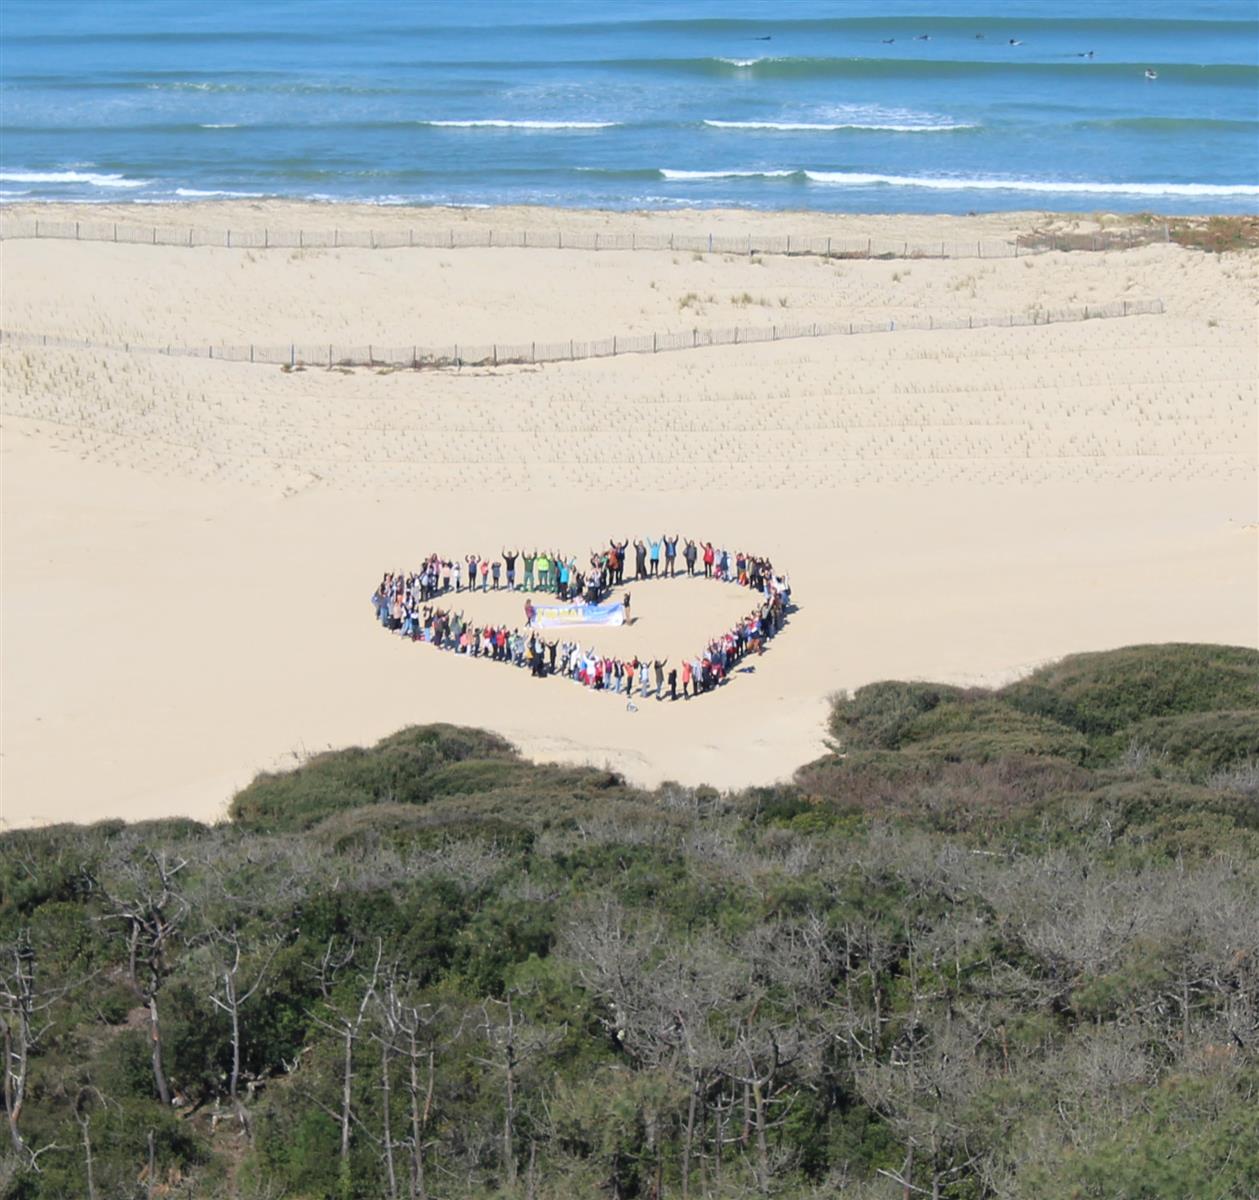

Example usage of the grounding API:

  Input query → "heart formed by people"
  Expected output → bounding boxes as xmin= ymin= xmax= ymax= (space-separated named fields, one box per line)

xmin=370 ymin=537 xmax=793 ymax=701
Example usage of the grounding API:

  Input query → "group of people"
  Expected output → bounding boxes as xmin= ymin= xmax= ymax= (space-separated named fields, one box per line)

xmin=370 ymin=536 xmax=792 ymax=703
xmin=394 ymin=539 xmax=780 ymax=606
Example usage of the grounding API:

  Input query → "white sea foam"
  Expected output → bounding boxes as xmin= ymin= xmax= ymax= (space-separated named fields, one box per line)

xmin=704 ymin=119 xmax=975 ymax=132
xmin=716 ymin=58 xmax=763 ymax=68
xmin=199 ymin=123 xmax=240 ymax=129
xmin=426 ymin=119 xmax=618 ymax=129
xmin=173 ymin=187 xmax=263 ymax=198
xmin=802 ymin=171 xmax=1259 ymax=196
xmin=0 ymin=170 xmax=152 ymax=188
xmin=660 ymin=168 xmax=797 ymax=180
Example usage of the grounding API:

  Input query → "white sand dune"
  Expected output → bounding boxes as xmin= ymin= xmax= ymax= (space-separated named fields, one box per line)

xmin=1 ymin=204 xmax=1255 ymax=828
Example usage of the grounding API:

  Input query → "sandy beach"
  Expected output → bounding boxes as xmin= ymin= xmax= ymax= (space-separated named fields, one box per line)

xmin=1 ymin=203 xmax=1255 ymax=828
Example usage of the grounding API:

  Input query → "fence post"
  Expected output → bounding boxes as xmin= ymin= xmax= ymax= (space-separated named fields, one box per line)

xmin=152 ymin=226 xmax=157 ymax=244
xmin=369 ymin=345 xmax=373 ymax=363
xmin=493 ymin=344 xmax=497 ymax=366
xmin=570 ymin=339 xmax=574 ymax=359
xmin=35 ymin=220 xmax=39 ymax=237
xmin=412 ymin=345 xmax=417 ymax=367
xmin=734 ymin=327 xmax=738 ymax=344
xmin=114 ymin=223 xmax=118 ymax=242
xmin=826 ymin=236 xmax=831 ymax=256
xmin=653 ymin=332 xmax=657 ymax=352
xmin=524 ymin=230 xmax=528 ymax=248
xmin=747 ymin=235 xmax=752 ymax=256
xmin=209 ymin=345 xmax=213 ymax=359
xmin=812 ymin=323 xmax=817 ymax=336
xmin=290 ymin=343 xmax=295 ymax=366
xmin=299 ymin=230 xmax=303 ymax=248
xmin=488 ymin=229 xmax=493 ymax=247
xmin=531 ymin=342 xmax=535 ymax=363
xmin=449 ymin=229 xmax=454 ymax=248
xmin=693 ymin=328 xmax=697 ymax=347
xmin=558 ymin=231 xmax=563 ymax=249
xmin=978 ymin=242 xmax=982 ymax=258
xmin=75 ymin=221 xmax=79 ymax=240
xmin=250 ymin=344 xmax=254 ymax=362
xmin=708 ymin=232 xmax=712 ymax=252
xmin=594 ymin=232 xmax=599 ymax=251
xmin=264 ymin=229 xmax=269 ymax=248
xmin=772 ymin=325 xmax=776 ymax=340
xmin=1123 ymin=300 xmax=1128 ymax=316
xmin=613 ymin=335 xmax=617 ymax=354
xmin=669 ymin=233 xmax=674 ymax=250
xmin=328 ymin=344 xmax=332 ymax=368
xmin=409 ymin=229 xmax=414 ymax=247
xmin=866 ymin=238 xmax=871 ymax=258
xmin=786 ymin=235 xmax=791 ymax=255
xmin=334 ymin=229 xmax=339 ymax=248
xmin=631 ymin=232 xmax=636 ymax=250
xmin=226 ymin=229 xmax=230 ymax=248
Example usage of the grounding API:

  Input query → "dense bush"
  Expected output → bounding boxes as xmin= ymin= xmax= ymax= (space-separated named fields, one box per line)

xmin=1000 ymin=642 xmax=1258 ymax=736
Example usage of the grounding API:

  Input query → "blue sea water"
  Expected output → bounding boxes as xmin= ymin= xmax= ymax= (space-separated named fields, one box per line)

xmin=1 ymin=0 xmax=1257 ymax=213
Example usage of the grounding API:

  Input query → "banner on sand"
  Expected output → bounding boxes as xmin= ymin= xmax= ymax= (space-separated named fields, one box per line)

xmin=533 ymin=601 xmax=625 ymax=629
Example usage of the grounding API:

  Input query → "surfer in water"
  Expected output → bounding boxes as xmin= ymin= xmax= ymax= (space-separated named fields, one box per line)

xmin=1009 ymin=38 xmax=1024 ymax=46
xmin=1144 ymin=68 xmax=1158 ymax=80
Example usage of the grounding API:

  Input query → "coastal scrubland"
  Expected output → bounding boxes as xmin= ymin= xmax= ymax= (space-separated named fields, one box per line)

xmin=2 ymin=644 xmax=1257 ymax=1199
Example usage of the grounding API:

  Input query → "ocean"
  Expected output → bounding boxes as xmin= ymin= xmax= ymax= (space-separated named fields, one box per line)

xmin=2 ymin=0 xmax=1257 ymax=213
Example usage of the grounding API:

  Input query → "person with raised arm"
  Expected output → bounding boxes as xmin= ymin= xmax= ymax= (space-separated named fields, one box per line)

xmin=663 ymin=534 xmax=679 ymax=577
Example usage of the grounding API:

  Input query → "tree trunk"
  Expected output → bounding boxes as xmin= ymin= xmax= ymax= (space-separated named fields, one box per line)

xmin=381 ymin=1036 xmax=398 ymax=1200
xmin=79 ymin=1111 xmax=97 ymax=1200
xmin=407 ymin=1035 xmax=424 ymax=1200
xmin=502 ymin=997 xmax=517 ymax=1188
xmin=752 ymin=1080 xmax=770 ymax=1196
xmin=149 ymin=995 xmax=171 ymax=1105
xmin=682 ymin=1073 xmax=698 ymax=1200
xmin=3 ymin=1019 xmax=25 ymax=1154
xmin=341 ymin=1025 xmax=354 ymax=1165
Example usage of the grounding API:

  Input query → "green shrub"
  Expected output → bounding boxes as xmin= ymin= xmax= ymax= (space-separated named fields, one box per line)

xmin=229 ymin=724 xmax=518 ymax=831
xmin=900 ymin=698 xmax=1089 ymax=763
xmin=1113 ymin=708 xmax=1259 ymax=777
xmin=1001 ymin=644 xmax=1259 ymax=737
xmin=828 ymin=681 xmax=965 ymax=750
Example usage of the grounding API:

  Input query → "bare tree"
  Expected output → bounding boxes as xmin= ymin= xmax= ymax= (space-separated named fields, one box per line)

xmin=308 ymin=938 xmax=382 ymax=1191
xmin=97 ymin=850 xmax=190 ymax=1105
xmin=72 ymin=1086 xmax=111 ymax=1200
xmin=207 ymin=928 xmax=280 ymax=1136
xmin=472 ymin=989 xmax=564 ymax=1189
xmin=1 ymin=931 xmax=40 ymax=1158
xmin=1 ymin=930 xmax=70 ymax=1170
xmin=377 ymin=978 xmax=457 ymax=1200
